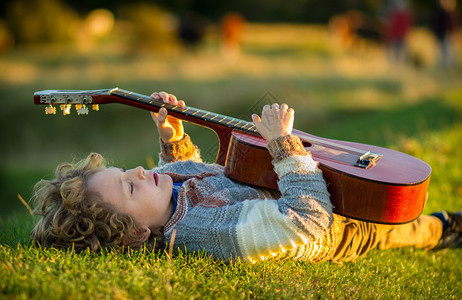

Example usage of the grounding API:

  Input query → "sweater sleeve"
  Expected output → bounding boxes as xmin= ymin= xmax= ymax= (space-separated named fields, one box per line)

xmin=158 ymin=134 xmax=202 ymax=165
xmin=234 ymin=134 xmax=334 ymax=260
xmin=169 ymin=134 xmax=334 ymax=261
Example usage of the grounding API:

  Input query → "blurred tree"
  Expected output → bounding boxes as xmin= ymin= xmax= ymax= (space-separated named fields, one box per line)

xmin=117 ymin=2 xmax=180 ymax=53
xmin=178 ymin=11 xmax=208 ymax=50
xmin=1 ymin=0 xmax=460 ymax=45
xmin=0 ymin=20 xmax=14 ymax=52
xmin=1 ymin=0 xmax=381 ymax=23
xmin=6 ymin=0 xmax=79 ymax=45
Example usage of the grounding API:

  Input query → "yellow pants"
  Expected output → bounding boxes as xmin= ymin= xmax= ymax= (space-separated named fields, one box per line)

xmin=332 ymin=215 xmax=443 ymax=262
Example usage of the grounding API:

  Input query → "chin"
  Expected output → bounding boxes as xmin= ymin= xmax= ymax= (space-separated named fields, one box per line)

xmin=163 ymin=174 xmax=173 ymax=186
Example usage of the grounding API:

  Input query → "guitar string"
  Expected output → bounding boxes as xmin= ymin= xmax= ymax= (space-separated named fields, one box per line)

xmin=112 ymin=88 xmax=257 ymax=133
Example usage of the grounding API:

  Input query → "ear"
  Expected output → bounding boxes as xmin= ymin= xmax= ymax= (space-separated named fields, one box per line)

xmin=122 ymin=226 xmax=151 ymax=246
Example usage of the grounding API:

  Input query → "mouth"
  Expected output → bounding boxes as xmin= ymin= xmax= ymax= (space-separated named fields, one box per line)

xmin=153 ymin=173 xmax=158 ymax=186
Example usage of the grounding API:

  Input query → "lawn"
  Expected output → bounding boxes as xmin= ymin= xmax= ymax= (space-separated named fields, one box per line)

xmin=1 ymin=23 xmax=461 ymax=298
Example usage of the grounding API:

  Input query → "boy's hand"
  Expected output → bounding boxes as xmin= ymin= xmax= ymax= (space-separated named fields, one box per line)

xmin=150 ymin=92 xmax=185 ymax=143
xmin=252 ymin=103 xmax=294 ymax=142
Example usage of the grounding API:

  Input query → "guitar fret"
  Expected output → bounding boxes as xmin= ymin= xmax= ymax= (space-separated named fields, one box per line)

xmin=244 ymin=123 xmax=253 ymax=130
xmin=226 ymin=118 xmax=235 ymax=125
xmin=209 ymin=114 xmax=219 ymax=121
xmin=191 ymin=109 xmax=200 ymax=115
xmin=202 ymin=112 xmax=210 ymax=118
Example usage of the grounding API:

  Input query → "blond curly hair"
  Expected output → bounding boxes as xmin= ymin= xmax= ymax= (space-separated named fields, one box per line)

xmin=31 ymin=153 xmax=164 ymax=252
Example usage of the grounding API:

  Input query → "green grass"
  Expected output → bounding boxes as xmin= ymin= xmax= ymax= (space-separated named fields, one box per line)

xmin=1 ymin=232 xmax=461 ymax=299
xmin=1 ymin=24 xmax=461 ymax=298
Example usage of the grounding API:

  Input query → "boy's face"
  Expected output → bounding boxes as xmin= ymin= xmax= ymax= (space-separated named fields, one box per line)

xmin=88 ymin=166 xmax=174 ymax=231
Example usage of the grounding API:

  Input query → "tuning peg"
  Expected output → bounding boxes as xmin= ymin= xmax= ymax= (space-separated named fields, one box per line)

xmin=60 ymin=104 xmax=71 ymax=115
xmin=45 ymin=105 xmax=56 ymax=115
xmin=76 ymin=104 xmax=89 ymax=115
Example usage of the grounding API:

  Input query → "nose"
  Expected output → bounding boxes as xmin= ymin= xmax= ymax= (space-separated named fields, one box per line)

xmin=133 ymin=166 xmax=146 ymax=179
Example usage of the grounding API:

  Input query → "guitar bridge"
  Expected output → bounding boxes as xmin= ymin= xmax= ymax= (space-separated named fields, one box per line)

xmin=355 ymin=151 xmax=383 ymax=169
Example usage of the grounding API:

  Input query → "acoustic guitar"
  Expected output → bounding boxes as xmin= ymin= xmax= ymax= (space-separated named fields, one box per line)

xmin=34 ymin=88 xmax=432 ymax=224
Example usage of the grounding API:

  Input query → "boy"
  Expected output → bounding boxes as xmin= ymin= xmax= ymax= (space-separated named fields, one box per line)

xmin=31 ymin=91 xmax=461 ymax=262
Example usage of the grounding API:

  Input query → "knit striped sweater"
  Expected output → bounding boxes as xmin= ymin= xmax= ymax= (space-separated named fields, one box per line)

xmin=153 ymin=134 xmax=344 ymax=262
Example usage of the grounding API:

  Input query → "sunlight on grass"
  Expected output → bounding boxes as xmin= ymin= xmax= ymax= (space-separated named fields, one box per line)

xmin=0 ymin=242 xmax=460 ymax=299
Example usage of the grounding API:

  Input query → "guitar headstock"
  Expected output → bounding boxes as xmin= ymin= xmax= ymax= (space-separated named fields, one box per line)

xmin=34 ymin=89 xmax=116 ymax=115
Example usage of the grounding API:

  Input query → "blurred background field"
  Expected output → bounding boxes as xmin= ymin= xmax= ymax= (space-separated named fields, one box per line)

xmin=0 ymin=0 xmax=461 ymax=224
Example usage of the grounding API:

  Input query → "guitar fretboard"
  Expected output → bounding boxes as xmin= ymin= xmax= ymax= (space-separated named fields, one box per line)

xmin=111 ymin=88 xmax=259 ymax=135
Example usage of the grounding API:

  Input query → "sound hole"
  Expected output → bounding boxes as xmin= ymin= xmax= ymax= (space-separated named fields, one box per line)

xmin=302 ymin=141 xmax=326 ymax=152
xmin=302 ymin=140 xmax=312 ymax=148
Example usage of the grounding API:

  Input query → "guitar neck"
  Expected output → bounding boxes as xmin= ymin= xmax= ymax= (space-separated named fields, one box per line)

xmin=34 ymin=87 xmax=262 ymax=165
xmin=110 ymin=88 xmax=259 ymax=136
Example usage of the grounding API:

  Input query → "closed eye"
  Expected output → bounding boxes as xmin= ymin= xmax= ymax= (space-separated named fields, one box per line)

xmin=120 ymin=167 xmax=133 ymax=195
xmin=129 ymin=182 xmax=134 ymax=194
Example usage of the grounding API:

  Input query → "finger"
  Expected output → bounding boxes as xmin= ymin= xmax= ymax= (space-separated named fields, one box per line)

xmin=151 ymin=109 xmax=166 ymax=123
xmin=150 ymin=92 xmax=161 ymax=100
xmin=178 ymin=100 xmax=185 ymax=107
xmin=169 ymin=94 xmax=178 ymax=106
xmin=251 ymin=114 xmax=262 ymax=124
xmin=150 ymin=111 xmax=159 ymax=124
xmin=159 ymin=92 xmax=169 ymax=103
xmin=280 ymin=103 xmax=288 ymax=111
xmin=272 ymin=103 xmax=280 ymax=110
xmin=154 ymin=108 xmax=168 ymax=124
xmin=262 ymin=105 xmax=271 ymax=113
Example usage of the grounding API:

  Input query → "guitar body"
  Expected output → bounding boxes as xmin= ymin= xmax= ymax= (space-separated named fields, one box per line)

xmin=224 ymin=130 xmax=431 ymax=224
xmin=34 ymin=88 xmax=432 ymax=224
